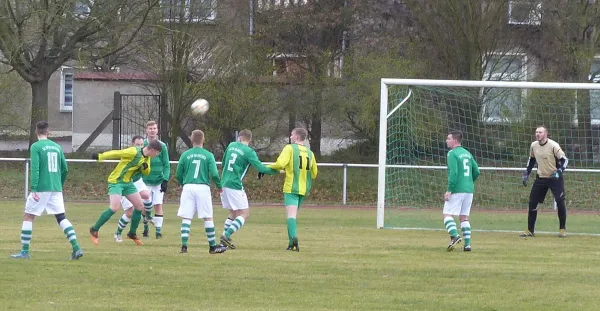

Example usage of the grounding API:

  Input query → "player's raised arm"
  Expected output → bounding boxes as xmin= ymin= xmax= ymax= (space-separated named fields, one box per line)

xmin=446 ymin=152 xmax=458 ymax=193
xmin=96 ymin=147 xmax=137 ymax=161
xmin=268 ymin=145 xmax=293 ymax=171
xmin=310 ymin=153 xmax=318 ymax=179
xmin=248 ymin=150 xmax=279 ymax=175
xmin=29 ymin=144 xmax=40 ymax=192
xmin=208 ymin=154 xmax=222 ymax=189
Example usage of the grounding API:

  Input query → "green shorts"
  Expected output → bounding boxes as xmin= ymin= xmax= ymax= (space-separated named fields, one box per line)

xmin=284 ymin=193 xmax=305 ymax=208
xmin=108 ymin=182 xmax=138 ymax=196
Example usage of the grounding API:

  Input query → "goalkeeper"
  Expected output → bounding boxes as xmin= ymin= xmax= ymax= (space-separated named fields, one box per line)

xmin=521 ymin=126 xmax=569 ymax=238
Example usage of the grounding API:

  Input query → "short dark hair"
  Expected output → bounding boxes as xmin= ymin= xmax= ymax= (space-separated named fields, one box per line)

xmin=536 ymin=125 xmax=548 ymax=133
xmin=131 ymin=135 xmax=144 ymax=143
xmin=292 ymin=128 xmax=308 ymax=141
xmin=147 ymin=140 xmax=163 ymax=152
xmin=448 ymin=130 xmax=463 ymax=142
xmin=36 ymin=121 xmax=49 ymax=135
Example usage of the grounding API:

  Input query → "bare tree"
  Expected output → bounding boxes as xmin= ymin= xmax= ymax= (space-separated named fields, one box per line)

xmin=0 ymin=0 xmax=159 ymax=146
xmin=137 ymin=0 xmax=279 ymax=156
xmin=255 ymin=0 xmax=360 ymax=157
xmin=540 ymin=0 xmax=600 ymax=161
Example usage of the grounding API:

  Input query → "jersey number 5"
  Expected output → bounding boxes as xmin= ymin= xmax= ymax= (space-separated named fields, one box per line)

xmin=48 ymin=152 xmax=58 ymax=173
xmin=463 ymin=158 xmax=470 ymax=177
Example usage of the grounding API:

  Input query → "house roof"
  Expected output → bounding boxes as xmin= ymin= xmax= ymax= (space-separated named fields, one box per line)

xmin=74 ymin=72 xmax=159 ymax=81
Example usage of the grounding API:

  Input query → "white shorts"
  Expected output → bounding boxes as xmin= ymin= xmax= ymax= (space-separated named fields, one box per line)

xmin=121 ymin=179 xmax=149 ymax=210
xmin=443 ymin=193 xmax=473 ymax=216
xmin=177 ymin=184 xmax=213 ymax=219
xmin=220 ymin=188 xmax=249 ymax=211
xmin=146 ymin=184 xmax=165 ymax=205
xmin=25 ymin=192 xmax=65 ymax=216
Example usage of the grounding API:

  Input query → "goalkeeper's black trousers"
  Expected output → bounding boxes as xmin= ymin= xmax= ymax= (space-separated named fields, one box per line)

xmin=527 ymin=176 xmax=567 ymax=233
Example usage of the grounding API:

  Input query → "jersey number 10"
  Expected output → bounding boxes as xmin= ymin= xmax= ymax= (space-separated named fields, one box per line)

xmin=47 ymin=152 xmax=58 ymax=173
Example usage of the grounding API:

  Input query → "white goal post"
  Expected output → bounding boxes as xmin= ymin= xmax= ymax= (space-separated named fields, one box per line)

xmin=377 ymin=79 xmax=600 ymax=229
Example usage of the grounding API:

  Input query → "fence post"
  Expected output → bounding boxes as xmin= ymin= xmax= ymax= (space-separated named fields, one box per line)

xmin=24 ymin=159 xmax=29 ymax=200
xmin=342 ymin=163 xmax=347 ymax=205
xmin=112 ymin=91 xmax=122 ymax=149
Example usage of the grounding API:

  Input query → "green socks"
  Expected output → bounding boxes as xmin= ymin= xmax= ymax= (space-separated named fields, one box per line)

xmin=129 ymin=209 xmax=142 ymax=234
xmin=444 ymin=216 xmax=459 ymax=238
xmin=92 ymin=208 xmax=116 ymax=231
xmin=287 ymin=217 xmax=297 ymax=245
xmin=181 ymin=219 xmax=191 ymax=247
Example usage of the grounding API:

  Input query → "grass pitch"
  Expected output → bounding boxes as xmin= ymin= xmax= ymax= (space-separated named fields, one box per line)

xmin=1 ymin=202 xmax=600 ymax=311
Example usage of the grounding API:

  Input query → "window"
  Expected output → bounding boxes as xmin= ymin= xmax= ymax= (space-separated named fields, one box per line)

xmin=75 ymin=0 xmax=92 ymax=18
xmin=481 ymin=54 xmax=527 ymax=123
xmin=161 ymin=0 xmax=216 ymax=23
xmin=588 ymin=59 xmax=600 ymax=123
xmin=508 ymin=1 xmax=541 ymax=25
xmin=60 ymin=67 xmax=74 ymax=112
xmin=258 ymin=0 xmax=307 ymax=10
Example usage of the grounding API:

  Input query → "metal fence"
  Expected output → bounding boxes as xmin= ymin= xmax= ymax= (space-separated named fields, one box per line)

xmin=0 ymin=158 xmax=378 ymax=205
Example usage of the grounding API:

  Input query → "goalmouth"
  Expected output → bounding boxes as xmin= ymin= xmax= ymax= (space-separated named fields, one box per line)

xmin=377 ymin=79 xmax=600 ymax=229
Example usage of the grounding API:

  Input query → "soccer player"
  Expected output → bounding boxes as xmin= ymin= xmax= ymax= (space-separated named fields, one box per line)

xmin=113 ymin=135 xmax=152 ymax=242
xmin=521 ymin=125 xmax=569 ymax=237
xmin=266 ymin=128 xmax=318 ymax=251
xmin=219 ymin=129 xmax=279 ymax=249
xmin=442 ymin=130 xmax=480 ymax=252
xmin=11 ymin=121 xmax=83 ymax=260
xmin=176 ymin=130 xmax=227 ymax=254
xmin=89 ymin=140 xmax=163 ymax=245
xmin=142 ymin=121 xmax=170 ymax=239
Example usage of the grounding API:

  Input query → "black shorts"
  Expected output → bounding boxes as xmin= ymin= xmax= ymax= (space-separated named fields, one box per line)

xmin=529 ymin=176 xmax=565 ymax=204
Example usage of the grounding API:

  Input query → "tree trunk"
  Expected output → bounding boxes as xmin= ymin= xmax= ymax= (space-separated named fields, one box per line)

xmin=29 ymin=79 xmax=50 ymax=148
xmin=309 ymin=89 xmax=322 ymax=157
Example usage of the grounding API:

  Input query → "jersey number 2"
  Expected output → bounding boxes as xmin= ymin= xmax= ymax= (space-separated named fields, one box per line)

xmin=463 ymin=158 xmax=470 ymax=177
xmin=48 ymin=152 xmax=58 ymax=173
xmin=227 ymin=153 xmax=238 ymax=172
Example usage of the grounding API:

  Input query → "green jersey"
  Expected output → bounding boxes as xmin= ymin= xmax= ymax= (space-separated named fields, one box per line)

xmin=30 ymin=139 xmax=68 ymax=192
xmin=176 ymin=147 xmax=221 ymax=188
xmin=446 ymin=146 xmax=480 ymax=193
xmin=142 ymin=139 xmax=170 ymax=185
xmin=221 ymin=142 xmax=277 ymax=190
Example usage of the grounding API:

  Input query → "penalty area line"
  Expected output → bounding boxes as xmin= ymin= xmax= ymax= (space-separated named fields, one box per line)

xmin=385 ymin=227 xmax=600 ymax=237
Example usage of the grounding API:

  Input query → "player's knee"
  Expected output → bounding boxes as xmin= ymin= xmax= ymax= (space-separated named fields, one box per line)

xmin=54 ymin=213 xmax=66 ymax=224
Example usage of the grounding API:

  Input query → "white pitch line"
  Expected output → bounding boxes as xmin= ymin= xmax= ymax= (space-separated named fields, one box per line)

xmin=386 ymin=227 xmax=600 ymax=237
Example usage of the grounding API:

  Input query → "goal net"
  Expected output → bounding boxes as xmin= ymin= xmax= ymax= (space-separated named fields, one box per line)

xmin=377 ymin=79 xmax=600 ymax=229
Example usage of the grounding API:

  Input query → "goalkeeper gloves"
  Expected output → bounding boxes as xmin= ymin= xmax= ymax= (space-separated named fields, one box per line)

xmin=258 ymin=172 xmax=265 ymax=180
xmin=160 ymin=180 xmax=168 ymax=193
xmin=522 ymin=171 xmax=529 ymax=187
xmin=91 ymin=153 xmax=99 ymax=160
xmin=551 ymin=169 xmax=563 ymax=180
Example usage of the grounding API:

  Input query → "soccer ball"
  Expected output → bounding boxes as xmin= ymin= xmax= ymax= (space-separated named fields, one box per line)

xmin=191 ymin=98 xmax=209 ymax=116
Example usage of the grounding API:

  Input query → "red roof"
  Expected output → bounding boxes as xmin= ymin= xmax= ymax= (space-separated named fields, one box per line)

xmin=74 ymin=72 xmax=159 ymax=81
